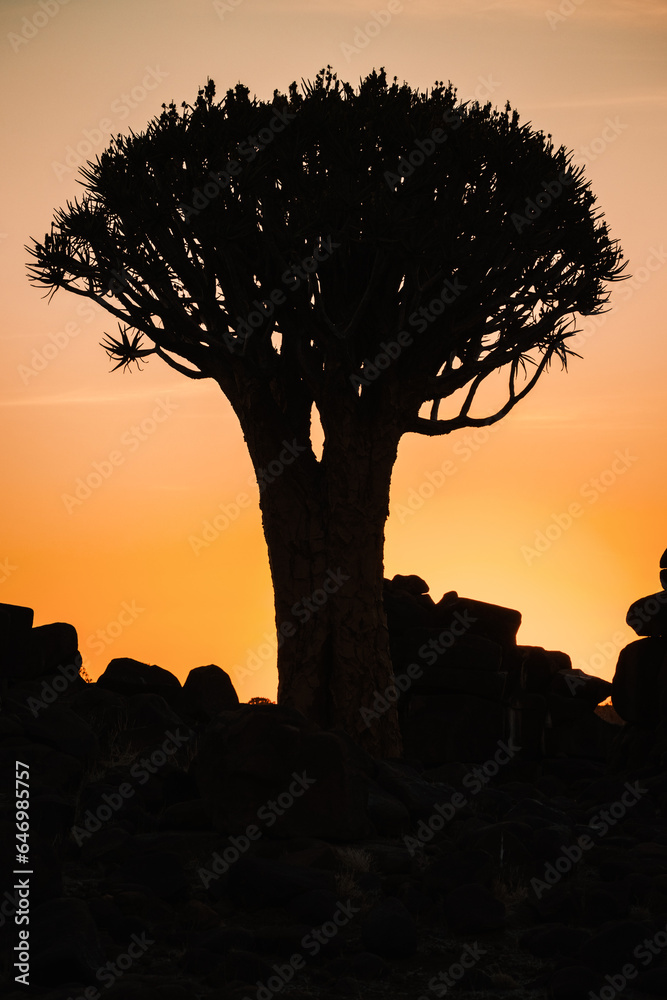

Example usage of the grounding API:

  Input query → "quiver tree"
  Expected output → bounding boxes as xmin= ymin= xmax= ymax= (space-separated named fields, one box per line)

xmin=27 ymin=67 xmax=625 ymax=756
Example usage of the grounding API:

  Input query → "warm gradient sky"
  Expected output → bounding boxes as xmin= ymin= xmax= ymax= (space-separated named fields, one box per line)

xmin=1 ymin=0 xmax=666 ymax=700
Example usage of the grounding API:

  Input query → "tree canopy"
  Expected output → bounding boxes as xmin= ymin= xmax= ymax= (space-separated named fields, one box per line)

xmin=28 ymin=66 xmax=625 ymax=441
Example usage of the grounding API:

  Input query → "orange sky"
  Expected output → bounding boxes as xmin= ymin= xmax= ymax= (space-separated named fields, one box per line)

xmin=1 ymin=0 xmax=666 ymax=700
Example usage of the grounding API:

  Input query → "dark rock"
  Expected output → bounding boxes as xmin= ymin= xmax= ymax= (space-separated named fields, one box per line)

xmin=390 ymin=574 xmax=430 ymax=596
xmin=87 ymin=895 xmax=141 ymax=942
xmin=528 ymin=882 xmax=582 ymax=924
xmin=224 ymin=949 xmax=275 ymax=985
xmin=121 ymin=693 xmax=190 ymax=753
xmin=360 ymin=897 xmax=418 ymax=958
xmin=411 ymin=664 xmax=508 ymax=699
xmin=384 ymin=589 xmax=436 ymax=630
xmin=472 ymin=821 xmax=535 ymax=866
xmin=195 ymin=705 xmax=373 ymax=840
xmin=2 ymin=621 xmax=79 ymax=681
xmin=253 ymin=923 xmax=313 ymax=957
xmin=505 ymin=796 xmax=571 ymax=827
xmin=627 ymin=591 xmax=667 ymax=637
xmin=579 ymin=920 xmax=653 ymax=973
xmin=433 ymin=595 xmax=521 ymax=647
xmin=581 ymin=886 xmax=630 ymax=925
xmin=520 ymin=923 xmax=587 ymax=959
xmin=402 ymin=693 xmax=508 ymax=764
xmin=30 ymin=622 xmax=79 ymax=674
xmin=547 ymin=693 xmax=601 ymax=726
xmin=286 ymin=888 xmax=341 ymax=924
xmin=182 ymin=663 xmax=239 ymax=717
xmin=97 ymin=658 xmax=182 ymax=702
xmin=549 ymin=965 xmax=602 ymax=1000
xmin=367 ymin=784 xmax=410 ymax=836
xmin=226 ymin=856 xmax=334 ymax=908
xmin=612 ymin=638 xmax=667 ymax=725
xmin=31 ymin=897 xmax=105 ymax=986
xmin=0 ymin=601 xmax=34 ymax=632
xmin=423 ymin=850 xmax=494 ymax=896
xmin=196 ymin=924 xmax=255 ymax=954
xmin=104 ymin=851 xmax=190 ymax=900
xmin=363 ymin=842 xmax=415 ymax=875
xmin=376 ymin=759 xmax=455 ymax=817
xmin=184 ymin=945 xmax=223 ymax=975
xmin=22 ymin=707 xmax=98 ymax=763
xmin=519 ymin=646 xmax=557 ymax=693
xmin=326 ymin=951 xmax=390 ymax=981
xmin=548 ymin=668 xmax=612 ymax=704
xmin=392 ymin=629 xmax=503 ymax=673
xmin=68 ymin=684 xmax=128 ymax=736
xmin=159 ymin=799 xmax=212 ymax=831
xmin=0 ymin=603 xmax=34 ymax=678
xmin=508 ymin=692 xmax=548 ymax=755
xmin=545 ymin=712 xmax=619 ymax=760
xmin=443 ymin=882 xmax=505 ymax=932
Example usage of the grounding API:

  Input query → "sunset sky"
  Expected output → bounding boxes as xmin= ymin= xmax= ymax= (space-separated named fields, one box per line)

xmin=1 ymin=0 xmax=666 ymax=701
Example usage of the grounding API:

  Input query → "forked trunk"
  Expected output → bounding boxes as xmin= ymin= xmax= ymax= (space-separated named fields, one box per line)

xmin=236 ymin=391 xmax=403 ymax=758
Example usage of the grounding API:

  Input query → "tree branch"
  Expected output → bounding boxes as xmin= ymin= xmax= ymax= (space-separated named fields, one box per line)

xmin=406 ymin=345 xmax=557 ymax=435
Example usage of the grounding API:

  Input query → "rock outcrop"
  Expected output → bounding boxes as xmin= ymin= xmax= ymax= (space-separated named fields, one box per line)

xmin=612 ymin=549 xmax=667 ymax=768
xmin=383 ymin=575 xmax=614 ymax=764
xmin=1 ymin=589 xmax=653 ymax=1000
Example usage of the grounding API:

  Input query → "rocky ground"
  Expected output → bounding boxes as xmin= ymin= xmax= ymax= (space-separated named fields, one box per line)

xmin=2 ymin=573 xmax=667 ymax=1000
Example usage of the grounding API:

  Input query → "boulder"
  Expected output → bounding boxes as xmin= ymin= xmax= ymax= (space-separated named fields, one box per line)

xmin=578 ymin=919 xmax=653 ymax=973
xmin=520 ymin=923 xmax=586 ymax=959
xmin=22 ymin=707 xmax=98 ymax=763
xmin=422 ymin=850 xmax=495 ymax=895
xmin=433 ymin=595 xmax=522 ymax=647
xmin=121 ymin=693 xmax=190 ymax=753
xmin=225 ymin=856 xmax=334 ymax=908
xmin=384 ymin=584 xmax=438 ymax=630
xmin=2 ymin=620 xmax=80 ymax=681
xmin=411 ymin=665 xmax=508 ymax=700
xmin=104 ymin=851 xmax=190 ymax=900
xmin=0 ymin=601 xmax=34 ymax=632
xmin=195 ymin=705 xmax=374 ymax=840
xmin=97 ymin=658 xmax=182 ymax=703
xmin=360 ymin=897 xmax=418 ymax=958
xmin=612 ymin=638 xmax=667 ymax=725
xmin=401 ymin=692 xmax=508 ymax=764
xmin=0 ymin=602 xmax=34 ymax=676
xmin=366 ymin=785 xmax=410 ymax=836
xmin=376 ymin=759 xmax=457 ymax=818
xmin=627 ymin=591 xmax=667 ymax=637
xmin=391 ymin=629 xmax=503 ymax=674
xmin=390 ymin=574 xmax=430 ymax=596
xmin=661 ymin=547 xmax=667 ymax=590
xmin=548 ymin=669 xmax=612 ymax=706
xmin=442 ymin=882 xmax=506 ymax=932
xmin=182 ymin=663 xmax=239 ymax=717
xmin=549 ymin=965 xmax=602 ymax=1000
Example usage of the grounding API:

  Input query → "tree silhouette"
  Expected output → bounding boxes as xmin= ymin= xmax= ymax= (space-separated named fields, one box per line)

xmin=27 ymin=67 xmax=625 ymax=756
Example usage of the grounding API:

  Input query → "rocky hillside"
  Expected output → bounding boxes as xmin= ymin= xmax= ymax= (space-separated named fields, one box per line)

xmin=1 ymin=566 xmax=666 ymax=1000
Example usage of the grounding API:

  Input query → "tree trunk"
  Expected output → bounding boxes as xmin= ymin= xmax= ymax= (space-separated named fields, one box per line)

xmin=231 ymin=384 xmax=403 ymax=758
